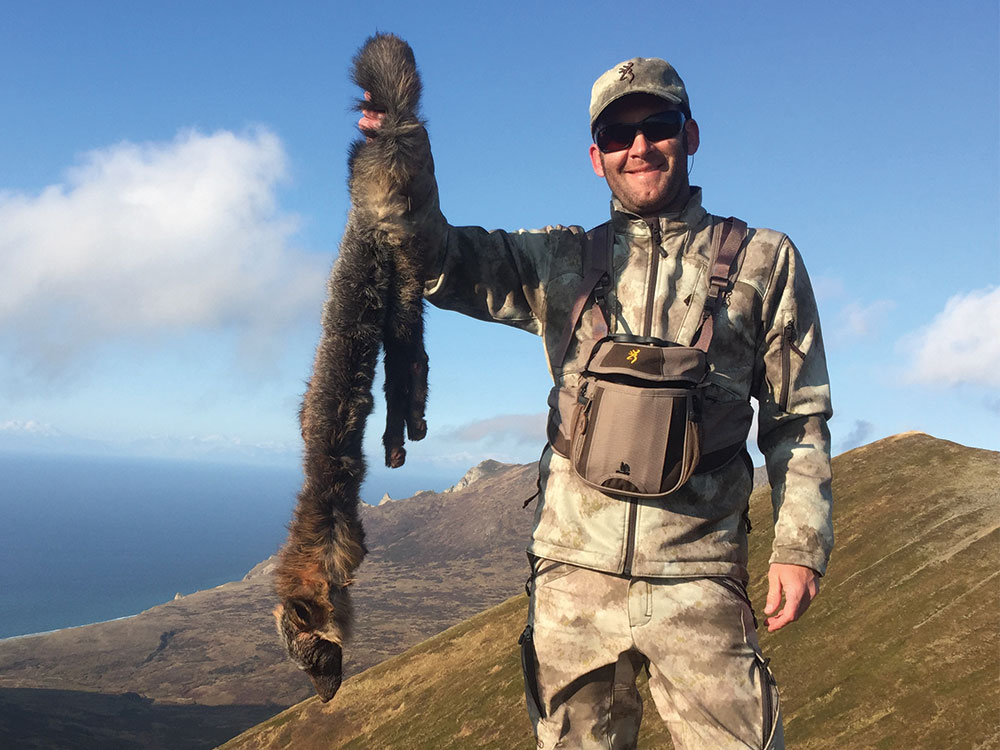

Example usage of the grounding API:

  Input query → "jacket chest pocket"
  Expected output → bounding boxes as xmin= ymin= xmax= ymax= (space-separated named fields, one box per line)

xmin=704 ymin=280 xmax=761 ymax=399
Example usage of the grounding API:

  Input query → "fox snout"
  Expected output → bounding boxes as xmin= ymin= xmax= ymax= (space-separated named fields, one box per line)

xmin=275 ymin=603 xmax=345 ymax=702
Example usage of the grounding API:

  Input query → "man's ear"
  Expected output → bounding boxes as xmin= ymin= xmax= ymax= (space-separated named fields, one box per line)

xmin=589 ymin=143 xmax=606 ymax=177
xmin=685 ymin=118 xmax=700 ymax=156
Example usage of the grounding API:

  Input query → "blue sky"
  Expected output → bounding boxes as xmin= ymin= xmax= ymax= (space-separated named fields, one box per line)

xmin=1 ymin=1 xmax=997 ymax=496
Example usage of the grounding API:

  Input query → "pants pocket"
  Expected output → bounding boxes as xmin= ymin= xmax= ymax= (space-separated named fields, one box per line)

xmin=755 ymin=652 xmax=781 ymax=749
xmin=519 ymin=624 xmax=545 ymax=720
xmin=707 ymin=575 xmax=759 ymax=629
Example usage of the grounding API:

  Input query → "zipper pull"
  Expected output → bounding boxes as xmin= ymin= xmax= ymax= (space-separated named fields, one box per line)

xmin=648 ymin=220 xmax=664 ymax=255
xmin=784 ymin=319 xmax=805 ymax=356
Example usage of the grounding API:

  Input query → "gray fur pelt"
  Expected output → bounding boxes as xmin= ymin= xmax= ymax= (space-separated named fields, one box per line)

xmin=273 ymin=33 xmax=430 ymax=702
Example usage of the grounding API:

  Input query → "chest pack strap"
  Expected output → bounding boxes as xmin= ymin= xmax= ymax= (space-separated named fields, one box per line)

xmin=553 ymin=217 xmax=747 ymax=370
xmin=691 ymin=217 xmax=748 ymax=351
xmin=550 ymin=221 xmax=613 ymax=371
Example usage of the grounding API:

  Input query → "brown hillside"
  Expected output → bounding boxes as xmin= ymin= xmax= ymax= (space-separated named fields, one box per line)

xmin=0 ymin=462 xmax=538 ymax=749
xmin=220 ymin=433 xmax=1000 ymax=750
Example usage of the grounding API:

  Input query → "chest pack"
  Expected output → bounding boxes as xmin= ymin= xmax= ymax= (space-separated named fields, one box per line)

xmin=546 ymin=217 xmax=751 ymax=498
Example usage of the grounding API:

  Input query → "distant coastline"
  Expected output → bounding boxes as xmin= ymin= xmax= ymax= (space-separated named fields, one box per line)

xmin=0 ymin=451 xmax=459 ymax=639
xmin=0 ymin=612 xmax=140 ymax=642
xmin=0 ymin=452 xmax=297 ymax=639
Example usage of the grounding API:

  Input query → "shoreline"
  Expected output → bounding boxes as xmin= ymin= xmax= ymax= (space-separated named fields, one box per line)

xmin=0 ymin=612 xmax=141 ymax=642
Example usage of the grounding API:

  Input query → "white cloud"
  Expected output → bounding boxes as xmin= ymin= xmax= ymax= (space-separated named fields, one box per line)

xmin=443 ymin=412 xmax=547 ymax=444
xmin=0 ymin=419 xmax=60 ymax=436
xmin=904 ymin=286 xmax=1000 ymax=387
xmin=810 ymin=275 xmax=846 ymax=305
xmin=837 ymin=419 xmax=874 ymax=453
xmin=831 ymin=299 xmax=896 ymax=342
xmin=0 ymin=416 xmax=299 ymax=465
xmin=396 ymin=412 xmax=550 ymax=467
xmin=0 ymin=128 xmax=327 ymax=380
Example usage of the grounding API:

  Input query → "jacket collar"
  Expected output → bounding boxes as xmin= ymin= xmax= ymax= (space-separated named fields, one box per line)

xmin=610 ymin=186 xmax=708 ymax=236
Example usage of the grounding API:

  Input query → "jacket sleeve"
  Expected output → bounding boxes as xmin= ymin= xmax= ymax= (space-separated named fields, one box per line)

xmin=754 ymin=235 xmax=834 ymax=576
xmin=401 ymin=128 xmax=567 ymax=337
xmin=423 ymin=224 xmax=552 ymax=336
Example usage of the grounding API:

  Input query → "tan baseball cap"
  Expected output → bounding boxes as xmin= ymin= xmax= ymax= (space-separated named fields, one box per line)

xmin=590 ymin=57 xmax=689 ymax=132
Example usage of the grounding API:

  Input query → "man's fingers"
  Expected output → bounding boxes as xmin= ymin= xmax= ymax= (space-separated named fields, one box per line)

xmin=358 ymin=113 xmax=382 ymax=130
xmin=764 ymin=563 xmax=820 ymax=631
xmin=357 ymin=91 xmax=386 ymax=137
xmin=765 ymin=584 xmax=816 ymax=631
xmin=764 ymin=568 xmax=782 ymax=615
xmin=767 ymin=590 xmax=806 ymax=631
xmin=766 ymin=607 xmax=793 ymax=632
xmin=766 ymin=582 xmax=802 ymax=631
xmin=357 ymin=111 xmax=384 ymax=142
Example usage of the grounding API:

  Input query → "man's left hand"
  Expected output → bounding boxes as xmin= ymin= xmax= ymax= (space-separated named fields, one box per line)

xmin=764 ymin=563 xmax=819 ymax=632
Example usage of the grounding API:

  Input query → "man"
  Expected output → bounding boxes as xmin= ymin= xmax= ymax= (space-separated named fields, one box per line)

xmin=361 ymin=56 xmax=832 ymax=750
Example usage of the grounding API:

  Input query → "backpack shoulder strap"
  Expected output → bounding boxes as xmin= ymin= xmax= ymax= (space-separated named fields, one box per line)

xmin=692 ymin=216 xmax=748 ymax=352
xmin=551 ymin=222 xmax=612 ymax=370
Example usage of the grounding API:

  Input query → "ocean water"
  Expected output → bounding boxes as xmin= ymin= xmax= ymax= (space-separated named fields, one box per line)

xmin=0 ymin=453 xmax=303 ymax=639
xmin=0 ymin=452 xmax=457 ymax=639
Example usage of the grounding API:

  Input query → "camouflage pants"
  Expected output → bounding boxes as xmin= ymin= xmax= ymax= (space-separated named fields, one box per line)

xmin=520 ymin=560 xmax=783 ymax=749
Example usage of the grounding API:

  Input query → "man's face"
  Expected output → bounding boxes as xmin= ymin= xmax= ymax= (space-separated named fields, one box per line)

xmin=589 ymin=94 xmax=699 ymax=216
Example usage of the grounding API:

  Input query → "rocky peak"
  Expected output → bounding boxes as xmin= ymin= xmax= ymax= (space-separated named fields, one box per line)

xmin=444 ymin=459 xmax=510 ymax=493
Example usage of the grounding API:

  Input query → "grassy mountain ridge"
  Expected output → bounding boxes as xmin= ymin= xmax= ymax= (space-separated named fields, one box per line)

xmin=221 ymin=433 xmax=1000 ymax=749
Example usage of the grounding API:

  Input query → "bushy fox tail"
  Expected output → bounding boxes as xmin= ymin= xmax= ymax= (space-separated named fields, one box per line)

xmin=352 ymin=33 xmax=422 ymax=124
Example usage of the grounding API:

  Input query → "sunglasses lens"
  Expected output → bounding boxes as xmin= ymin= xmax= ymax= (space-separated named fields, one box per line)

xmin=596 ymin=124 xmax=635 ymax=153
xmin=642 ymin=112 xmax=684 ymax=142
xmin=595 ymin=111 xmax=685 ymax=153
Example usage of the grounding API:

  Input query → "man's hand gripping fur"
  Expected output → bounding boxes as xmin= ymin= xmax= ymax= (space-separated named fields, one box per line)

xmin=273 ymin=33 xmax=431 ymax=702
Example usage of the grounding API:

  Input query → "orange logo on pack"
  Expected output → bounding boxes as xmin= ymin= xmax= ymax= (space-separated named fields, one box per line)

xmin=626 ymin=348 xmax=640 ymax=364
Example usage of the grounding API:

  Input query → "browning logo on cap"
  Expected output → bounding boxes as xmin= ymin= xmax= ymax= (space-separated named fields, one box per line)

xmin=618 ymin=62 xmax=635 ymax=83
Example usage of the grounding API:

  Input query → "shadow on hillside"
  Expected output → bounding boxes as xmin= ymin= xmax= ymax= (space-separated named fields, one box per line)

xmin=0 ymin=687 xmax=282 ymax=750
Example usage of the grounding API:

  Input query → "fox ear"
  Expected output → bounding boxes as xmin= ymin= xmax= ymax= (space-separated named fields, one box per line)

xmin=589 ymin=143 xmax=606 ymax=178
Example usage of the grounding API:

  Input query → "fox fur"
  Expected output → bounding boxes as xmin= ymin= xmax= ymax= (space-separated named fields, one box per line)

xmin=273 ymin=33 xmax=431 ymax=702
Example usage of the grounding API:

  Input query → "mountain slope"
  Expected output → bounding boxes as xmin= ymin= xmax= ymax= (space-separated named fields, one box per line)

xmin=0 ymin=461 xmax=538 ymax=748
xmin=221 ymin=433 xmax=1000 ymax=749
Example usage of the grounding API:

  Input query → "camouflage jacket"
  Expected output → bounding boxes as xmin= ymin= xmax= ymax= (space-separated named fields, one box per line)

xmin=421 ymin=188 xmax=833 ymax=582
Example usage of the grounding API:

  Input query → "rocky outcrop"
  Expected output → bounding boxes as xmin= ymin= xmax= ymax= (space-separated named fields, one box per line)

xmin=444 ymin=459 xmax=512 ymax=493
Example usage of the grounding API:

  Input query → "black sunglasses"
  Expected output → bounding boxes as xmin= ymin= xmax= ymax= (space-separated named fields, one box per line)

xmin=594 ymin=110 xmax=686 ymax=154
